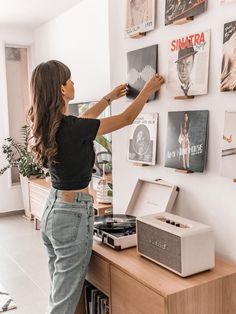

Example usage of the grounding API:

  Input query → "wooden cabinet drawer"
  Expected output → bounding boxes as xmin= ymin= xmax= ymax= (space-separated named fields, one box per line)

xmin=110 ymin=266 xmax=165 ymax=314
xmin=86 ymin=254 xmax=110 ymax=296
xmin=29 ymin=184 xmax=50 ymax=219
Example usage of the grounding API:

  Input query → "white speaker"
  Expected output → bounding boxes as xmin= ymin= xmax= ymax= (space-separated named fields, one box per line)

xmin=137 ymin=212 xmax=215 ymax=277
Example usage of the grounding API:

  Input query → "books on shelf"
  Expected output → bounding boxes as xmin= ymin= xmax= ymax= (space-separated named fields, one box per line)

xmin=85 ymin=282 xmax=109 ymax=314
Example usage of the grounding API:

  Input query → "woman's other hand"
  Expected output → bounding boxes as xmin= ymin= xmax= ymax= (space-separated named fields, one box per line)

xmin=143 ymin=74 xmax=165 ymax=94
xmin=105 ymin=84 xmax=127 ymax=102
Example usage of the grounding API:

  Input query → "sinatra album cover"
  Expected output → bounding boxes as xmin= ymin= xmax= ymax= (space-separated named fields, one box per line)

xmin=126 ymin=0 xmax=155 ymax=37
xmin=165 ymin=110 xmax=209 ymax=172
xmin=127 ymin=45 xmax=158 ymax=101
xmin=165 ymin=0 xmax=207 ymax=25
xmin=221 ymin=20 xmax=236 ymax=91
xmin=128 ymin=112 xmax=158 ymax=165
xmin=221 ymin=111 xmax=236 ymax=179
xmin=167 ymin=29 xmax=210 ymax=97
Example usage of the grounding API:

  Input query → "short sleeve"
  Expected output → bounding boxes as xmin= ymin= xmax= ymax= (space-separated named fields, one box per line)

xmin=67 ymin=116 xmax=100 ymax=141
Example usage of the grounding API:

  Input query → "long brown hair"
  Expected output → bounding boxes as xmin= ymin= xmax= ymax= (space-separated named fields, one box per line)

xmin=28 ymin=60 xmax=71 ymax=167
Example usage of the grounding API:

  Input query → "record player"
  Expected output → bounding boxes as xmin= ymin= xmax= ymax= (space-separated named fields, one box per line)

xmin=93 ymin=178 xmax=179 ymax=250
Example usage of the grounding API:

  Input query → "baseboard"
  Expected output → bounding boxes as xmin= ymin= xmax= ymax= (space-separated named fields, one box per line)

xmin=0 ymin=209 xmax=25 ymax=217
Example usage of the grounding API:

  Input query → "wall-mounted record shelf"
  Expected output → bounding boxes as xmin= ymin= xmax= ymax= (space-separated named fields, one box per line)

xmin=129 ymin=32 xmax=146 ymax=39
xmin=173 ymin=16 xmax=194 ymax=25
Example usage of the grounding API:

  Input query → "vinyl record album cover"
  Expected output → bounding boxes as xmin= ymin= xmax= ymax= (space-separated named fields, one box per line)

xmin=221 ymin=20 xmax=236 ymax=91
xmin=126 ymin=0 xmax=155 ymax=37
xmin=128 ymin=112 xmax=158 ymax=165
xmin=221 ymin=111 xmax=236 ymax=179
xmin=127 ymin=45 xmax=158 ymax=101
xmin=167 ymin=29 xmax=210 ymax=97
xmin=165 ymin=0 xmax=207 ymax=25
xmin=165 ymin=110 xmax=209 ymax=172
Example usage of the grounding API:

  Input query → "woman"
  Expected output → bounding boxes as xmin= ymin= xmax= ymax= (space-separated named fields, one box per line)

xmin=28 ymin=60 xmax=164 ymax=314
xmin=178 ymin=112 xmax=190 ymax=169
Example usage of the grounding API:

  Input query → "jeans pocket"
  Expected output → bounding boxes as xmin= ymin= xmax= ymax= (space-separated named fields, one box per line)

xmin=88 ymin=202 xmax=95 ymax=218
xmin=52 ymin=210 xmax=82 ymax=244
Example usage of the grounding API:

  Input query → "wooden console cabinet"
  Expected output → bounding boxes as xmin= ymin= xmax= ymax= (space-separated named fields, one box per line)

xmin=29 ymin=178 xmax=112 ymax=229
xmin=29 ymin=179 xmax=236 ymax=313
xmin=77 ymin=239 xmax=236 ymax=314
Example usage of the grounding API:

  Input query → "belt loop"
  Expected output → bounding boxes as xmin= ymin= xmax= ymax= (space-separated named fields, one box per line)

xmin=76 ymin=192 xmax=81 ymax=202
xmin=54 ymin=187 xmax=58 ymax=201
xmin=52 ymin=188 xmax=57 ymax=208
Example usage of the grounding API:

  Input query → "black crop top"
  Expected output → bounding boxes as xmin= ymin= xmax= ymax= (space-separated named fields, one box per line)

xmin=49 ymin=115 xmax=100 ymax=190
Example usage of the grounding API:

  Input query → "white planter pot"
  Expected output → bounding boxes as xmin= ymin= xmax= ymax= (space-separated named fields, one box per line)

xmin=96 ymin=177 xmax=113 ymax=204
xmin=20 ymin=175 xmax=31 ymax=219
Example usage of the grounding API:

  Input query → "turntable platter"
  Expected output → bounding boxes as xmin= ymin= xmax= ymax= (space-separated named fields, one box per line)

xmin=94 ymin=214 xmax=136 ymax=232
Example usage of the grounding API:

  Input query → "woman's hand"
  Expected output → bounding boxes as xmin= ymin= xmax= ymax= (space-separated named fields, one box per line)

xmin=105 ymin=84 xmax=127 ymax=102
xmin=143 ymin=74 xmax=165 ymax=94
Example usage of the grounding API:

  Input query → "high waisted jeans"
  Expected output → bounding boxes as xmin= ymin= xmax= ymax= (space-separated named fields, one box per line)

xmin=40 ymin=187 xmax=94 ymax=314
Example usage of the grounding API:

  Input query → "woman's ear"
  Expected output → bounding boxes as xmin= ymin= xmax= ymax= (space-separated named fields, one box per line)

xmin=61 ymin=85 xmax=66 ymax=95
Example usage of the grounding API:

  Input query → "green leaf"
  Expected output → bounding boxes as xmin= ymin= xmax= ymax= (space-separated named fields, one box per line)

xmin=0 ymin=124 xmax=48 ymax=178
xmin=95 ymin=135 xmax=112 ymax=154
xmin=107 ymin=190 xmax=113 ymax=197
xmin=108 ymin=183 xmax=113 ymax=190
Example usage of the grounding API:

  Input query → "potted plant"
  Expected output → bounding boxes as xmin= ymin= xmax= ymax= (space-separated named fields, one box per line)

xmin=94 ymin=135 xmax=113 ymax=203
xmin=94 ymin=135 xmax=112 ymax=175
xmin=0 ymin=125 xmax=48 ymax=218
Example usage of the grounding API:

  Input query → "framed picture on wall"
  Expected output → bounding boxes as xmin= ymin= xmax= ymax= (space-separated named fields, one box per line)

xmin=127 ymin=45 xmax=158 ymax=101
xmin=125 ymin=0 xmax=155 ymax=37
xmin=167 ymin=29 xmax=210 ymax=98
xmin=68 ymin=101 xmax=111 ymax=177
xmin=165 ymin=0 xmax=207 ymax=25
xmin=165 ymin=110 xmax=209 ymax=172
xmin=221 ymin=20 xmax=236 ymax=92
xmin=128 ymin=112 xmax=158 ymax=165
xmin=221 ymin=111 xmax=236 ymax=179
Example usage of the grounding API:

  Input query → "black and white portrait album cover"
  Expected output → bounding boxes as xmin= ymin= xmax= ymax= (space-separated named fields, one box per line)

xmin=128 ymin=112 xmax=158 ymax=165
xmin=126 ymin=0 xmax=155 ymax=37
xmin=167 ymin=29 xmax=210 ymax=97
xmin=165 ymin=0 xmax=207 ymax=25
xmin=221 ymin=111 xmax=236 ymax=179
xmin=165 ymin=110 xmax=209 ymax=172
xmin=221 ymin=20 xmax=236 ymax=91
xmin=127 ymin=45 xmax=158 ymax=101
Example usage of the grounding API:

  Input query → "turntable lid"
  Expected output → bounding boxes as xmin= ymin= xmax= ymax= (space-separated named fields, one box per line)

xmin=126 ymin=178 xmax=179 ymax=217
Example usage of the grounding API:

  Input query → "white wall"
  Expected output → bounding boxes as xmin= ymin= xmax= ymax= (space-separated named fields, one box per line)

xmin=33 ymin=0 xmax=110 ymax=102
xmin=0 ymin=0 xmax=109 ymax=213
xmin=109 ymin=1 xmax=236 ymax=262
xmin=0 ymin=26 xmax=33 ymax=212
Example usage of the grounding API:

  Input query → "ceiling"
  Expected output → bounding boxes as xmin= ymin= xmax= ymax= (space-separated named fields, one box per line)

xmin=0 ymin=0 xmax=82 ymax=29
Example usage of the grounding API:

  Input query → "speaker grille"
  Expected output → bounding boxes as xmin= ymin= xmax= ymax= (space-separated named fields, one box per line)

xmin=137 ymin=221 xmax=182 ymax=273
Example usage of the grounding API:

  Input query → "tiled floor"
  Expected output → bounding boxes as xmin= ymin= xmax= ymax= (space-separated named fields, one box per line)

xmin=0 ymin=215 xmax=49 ymax=314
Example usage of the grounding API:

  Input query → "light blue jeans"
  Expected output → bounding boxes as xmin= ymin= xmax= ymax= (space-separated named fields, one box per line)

xmin=40 ymin=187 xmax=94 ymax=314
